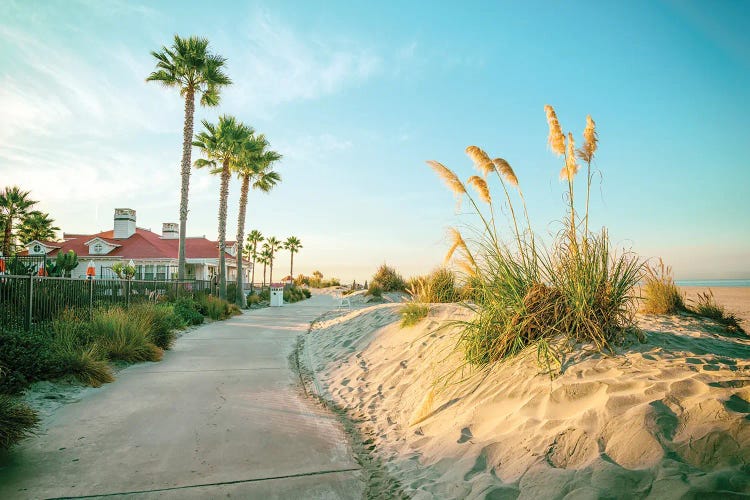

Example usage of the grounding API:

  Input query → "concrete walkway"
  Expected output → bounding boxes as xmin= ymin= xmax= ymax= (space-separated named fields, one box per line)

xmin=0 ymin=295 xmax=362 ymax=499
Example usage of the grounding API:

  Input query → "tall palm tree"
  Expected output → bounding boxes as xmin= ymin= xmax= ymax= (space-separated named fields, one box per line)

xmin=0 ymin=186 xmax=37 ymax=255
xmin=18 ymin=211 xmax=60 ymax=244
xmin=284 ymin=236 xmax=302 ymax=282
xmin=265 ymin=236 xmax=282 ymax=286
xmin=193 ymin=115 xmax=253 ymax=300
xmin=259 ymin=247 xmax=272 ymax=288
xmin=245 ymin=230 xmax=263 ymax=292
xmin=147 ymin=35 xmax=231 ymax=281
xmin=231 ymin=135 xmax=282 ymax=306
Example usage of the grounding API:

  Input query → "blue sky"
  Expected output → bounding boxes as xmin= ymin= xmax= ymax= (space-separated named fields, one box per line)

xmin=1 ymin=0 xmax=748 ymax=281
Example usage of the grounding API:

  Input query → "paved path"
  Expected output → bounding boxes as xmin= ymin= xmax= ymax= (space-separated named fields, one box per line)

xmin=0 ymin=295 xmax=362 ymax=499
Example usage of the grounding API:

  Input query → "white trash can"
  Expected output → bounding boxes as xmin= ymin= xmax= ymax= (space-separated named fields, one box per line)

xmin=270 ymin=284 xmax=284 ymax=307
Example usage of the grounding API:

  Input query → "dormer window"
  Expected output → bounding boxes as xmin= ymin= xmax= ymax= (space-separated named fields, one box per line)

xmin=93 ymin=243 xmax=103 ymax=254
xmin=33 ymin=244 xmax=42 ymax=254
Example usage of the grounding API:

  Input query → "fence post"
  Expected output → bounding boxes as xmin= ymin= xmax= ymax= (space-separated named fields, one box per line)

xmin=89 ymin=278 xmax=94 ymax=321
xmin=25 ymin=275 xmax=33 ymax=331
xmin=126 ymin=280 xmax=131 ymax=308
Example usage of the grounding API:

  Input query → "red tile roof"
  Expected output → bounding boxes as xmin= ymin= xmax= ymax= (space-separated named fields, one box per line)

xmin=25 ymin=228 xmax=246 ymax=262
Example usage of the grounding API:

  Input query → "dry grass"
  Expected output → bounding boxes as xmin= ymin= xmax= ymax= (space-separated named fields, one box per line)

xmin=690 ymin=289 xmax=745 ymax=333
xmin=642 ymin=258 xmax=685 ymax=314
xmin=400 ymin=302 xmax=430 ymax=327
xmin=0 ymin=394 xmax=39 ymax=449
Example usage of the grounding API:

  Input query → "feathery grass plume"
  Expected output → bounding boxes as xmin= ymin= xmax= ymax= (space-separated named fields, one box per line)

xmin=560 ymin=132 xmax=579 ymax=180
xmin=465 ymin=146 xmax=495 ymax=177
xmin=642 ymin=258 xmax=685 ymax=314
xmin=426 ymin=160 xmax=466 ymax=197
xmin=456 ymin=258 xmax=477 ymax=277
xmin=492 ymin=158 xmax=519 ymax=187
xmin=445 ymin=227 xmax=475 ymax=266
xmin=467 ymin=175 xmax=492 ymax=204
xmin=544 ymin=105 xmax=565 ymax=156
xmin=409 ymin=388 xmax=435 ymax=426
xmin=577 ymin=115 xmax=598 ymax=162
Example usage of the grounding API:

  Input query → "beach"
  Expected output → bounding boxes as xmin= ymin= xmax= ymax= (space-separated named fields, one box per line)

xmin=680 ymin=286 xmax=750 ymax=326
xmin=303 ymin=289 xmax=750 ymax=498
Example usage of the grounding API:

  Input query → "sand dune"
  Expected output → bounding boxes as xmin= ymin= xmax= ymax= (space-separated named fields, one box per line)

xmin=304 ymin=302 xmax=750 ymax=498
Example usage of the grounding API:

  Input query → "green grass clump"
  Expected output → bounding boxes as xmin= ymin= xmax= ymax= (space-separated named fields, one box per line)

xmin=0 ymin=394 xmax=39 ymax=449
xmin=194 ymin=293 xmax=241 ymax=320
xmin=366 ymin=282 xmax=384 ymax=299
xmin=691 ymin=290 xmax=745 ymax=333
xmin=642 ymin=258 xmax=685 ymax=314
xmin=407 ymin=268 xmax=460 ymax=303
xmin=400 ymin=302 xmax=430 ymax=327
xmin=51 ymin=317 xmax=113 ymax=387
xmin=283 ymin=286 xmax=309 ymax=303
xmin=89 ymin=308 xmax=163 ymax=363
xmin=371 ymin=264 xmax=405 ymax=292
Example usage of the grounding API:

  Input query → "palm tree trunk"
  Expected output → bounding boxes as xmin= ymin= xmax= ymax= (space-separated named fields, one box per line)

xmin=2 ymin=215 xmax=13 ymax=255
xmin=263 ymin=263 xmax=267 ymax=287
xmin=234 ymin=176 xmax=250 ymax=307
xmin=290 ymin=252 xmax=294 ymax=283
xmin=269 ymin=258 xmax=273 ymax=287
xmin=217 ymin=158 xmax=231 ymax=300
xmin=250 ymin=245 xmax=256 ymax=293
xmin=178 ymin=87 xmax=195 ymax=281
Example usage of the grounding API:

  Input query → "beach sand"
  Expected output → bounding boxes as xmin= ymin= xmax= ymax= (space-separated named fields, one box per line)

xmin=304 ymin=291 xmax=750 ymax=498
xmin=680 ymin=286 xmax=750 ymax=326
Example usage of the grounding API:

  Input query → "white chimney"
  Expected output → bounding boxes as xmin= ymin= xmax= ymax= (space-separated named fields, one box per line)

xmin=162 ymin=222 xmax=179 ymax=239
xmin=113 ymin=208 xmax=136 ymax=239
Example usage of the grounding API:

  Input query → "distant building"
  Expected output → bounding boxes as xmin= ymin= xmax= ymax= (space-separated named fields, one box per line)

xmin=20 ymin=208 xmax=249 ymax=282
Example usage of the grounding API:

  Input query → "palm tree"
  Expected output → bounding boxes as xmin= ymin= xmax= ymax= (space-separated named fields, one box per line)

xmin=147 ymin=35 xmax=232 ymax=281
xmin=245 ymin=230 xmax=263 ymax=292
xmin=284 ymin=236 xmax=302 ymax=282
xmin=18 ymin=211 xmax=60 ymax=244
xmin=193 ymin=115 xmax=253 ymax=300
xmin=259 ymin=247 xmax=272 ymax=288
xmin=265 ymin=236 xmax=282 ymax=286
xmin=0 ymin=186 xmax=37 ymax=255
xmin=231 ymin=135 xmax=282 ymax=306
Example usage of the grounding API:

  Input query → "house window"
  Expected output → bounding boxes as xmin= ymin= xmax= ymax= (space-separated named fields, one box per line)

xmin=93 ymin=243 xmax=103 ymax=254
xmin=144 ymin=265 xmax=155 ymax=280
xmin=156 ymin=265 xmax=166 ymax=280
xmin=32 ymin=244 xmax=42 ymax=254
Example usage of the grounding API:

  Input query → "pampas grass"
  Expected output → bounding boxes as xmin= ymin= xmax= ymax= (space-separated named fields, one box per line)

xmin=426 ymin=160 xmax=466 ymax=196
xmin=426 ymin=104 xmax=643 ymax=371
xmin=465 ymin=146 xmax=495 ymax=176
xmin=467 ymin=175 xmax=492 ymax=204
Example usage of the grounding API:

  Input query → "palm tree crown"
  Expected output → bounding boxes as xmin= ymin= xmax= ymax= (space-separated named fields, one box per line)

xmin=18 ymin=211 xmax=60 ymax=244
xmin=0 ymin=186 xmax=38 ymax=255
xmin=284 ymin=236 xmax=302 ymax=281
xmin=146 ymin=35 xmax=231 ymax=281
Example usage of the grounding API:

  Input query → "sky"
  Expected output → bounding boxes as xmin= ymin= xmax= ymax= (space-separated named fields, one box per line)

xmin=1 ymin=0 xmax=749 ymax=282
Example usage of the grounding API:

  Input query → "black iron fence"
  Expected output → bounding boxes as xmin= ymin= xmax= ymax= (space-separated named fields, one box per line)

xmin=0 ymin=275 xmax=216 ymax=330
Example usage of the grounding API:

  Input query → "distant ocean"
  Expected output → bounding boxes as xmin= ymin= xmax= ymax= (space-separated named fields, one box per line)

xmin=675 ymin=280 xmax=750 ymax=288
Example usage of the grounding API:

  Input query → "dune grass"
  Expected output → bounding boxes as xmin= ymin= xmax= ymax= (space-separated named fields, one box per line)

xmin=51 ymin=317 xmax=113 ymax=387
xmin=0 ymin=394 xmax=39 ymax=449
xmin=130 ymin=303 xmax=185 ymax=350
xmin=407 ymin=268 xmax=460 ymax=304
xmin=427 ymin=105 xmax=643 ymax=370
xmin=400 ymin=302 xmax=430 ymax=327
xmin=642 ymin=258 xmax=685 ymax=314
xmin=690 ymin=289 xmax=745 ymax=333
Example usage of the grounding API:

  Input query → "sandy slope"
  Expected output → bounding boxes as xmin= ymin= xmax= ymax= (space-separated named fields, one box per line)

xmin=305 ymin=303 xmax=750 ymax=499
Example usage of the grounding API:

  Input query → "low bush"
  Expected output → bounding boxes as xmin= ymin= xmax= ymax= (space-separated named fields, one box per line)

xmin=301 ymin=288 xmax=311 ymax=298
xmin=642 ymin=259 xmax=685 ymax=314
xmin=366 ymin=282 xmax=383 ymax=299
xmin=283 ymin=286 xmax=308 ymax=303
xmin=691 ymin=290 xmax=745 ymax=333
xmin=195 ymin=294 xmax=241 ymax=320
xmin=89 ymin=308 xmax=163 ymax=363
xmin=173 ymin=297 xmax=204 ymax=325
xmin=51 ymin=318 xmax=113 ymax=387
xmin=371 ymin=264 xmax=405 ymax=292
xmin=131 ymin=303 xmax=185 ymax=350
xmin=247 ymin=293 xmax=262 ymax=306
xmin=400 ymin=302 xmax=430 ymax=327
xmin=0 ymin=394 xmax=39 ymax=449
xmin=0 ymin=325 xmax=60 ymax=394
xmin=258 ymin=288 xmax=270 ymax=301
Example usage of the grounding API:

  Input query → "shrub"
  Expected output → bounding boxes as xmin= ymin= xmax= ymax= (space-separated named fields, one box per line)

xmin=371 ymin=264 xmax=405 ymax=292
xmin=367 ymin=282 xmax=383 ymax=299
xmin=691 ymin=290 xmax=745 ymax=333
xmin=407 ymin=268 xmax=460 ymax=303
xmin=0 ymin=394 xmax=39 ymax=449
xmin=226 ymin=283 xmax=239 ymax=304
xmin=642 ymin=258 xmax=685 ymax=314
xmin=89 ymin=308 xmax=163 ymax=363
xmin=0 ymin=325 xmax=60 ymax=394
xmin=301 ymin=288 xmax=311 ymax=298
xmin=247 ymin=293 xmax=262 ymax=306
xmin=196 ymin=294 xmax=242 ymax=320
xmin=173 ymin=297 xmax=204 ymax=325
xmin=427 ymin=106 xmax=643 ymax=368
xmin=400 ymin=302 xmax=430 ymax=327
xmin=258 ymin=288 xmax=270 ymax=301
xmin=131 ymin=303 xmax=185 ymax=350
xmin=283 ymin=286 xmax=308 ymax=303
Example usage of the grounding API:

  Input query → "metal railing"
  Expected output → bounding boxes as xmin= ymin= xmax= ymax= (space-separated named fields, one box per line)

xmin=0 ymin=275 xmax=216 ymax=330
